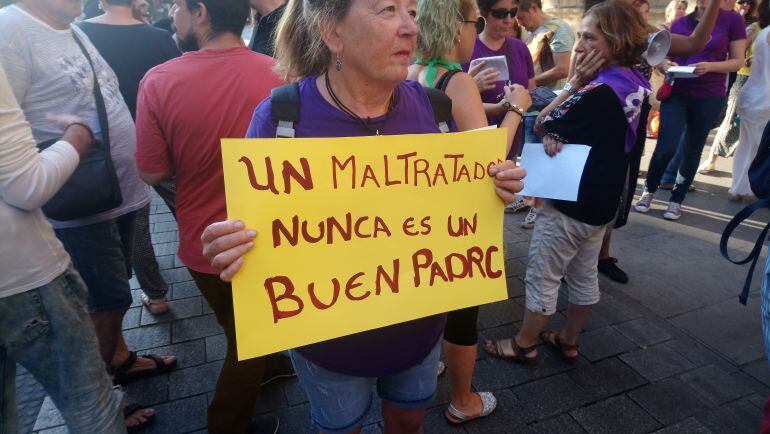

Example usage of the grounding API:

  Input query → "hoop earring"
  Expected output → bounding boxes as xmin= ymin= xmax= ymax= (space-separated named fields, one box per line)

xmin=335 ymin=54 xmax=342 ymax=71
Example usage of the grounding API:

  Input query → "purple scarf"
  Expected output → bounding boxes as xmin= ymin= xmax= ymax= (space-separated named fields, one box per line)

xmin=591 ymin=66 xmax=652 ymax=154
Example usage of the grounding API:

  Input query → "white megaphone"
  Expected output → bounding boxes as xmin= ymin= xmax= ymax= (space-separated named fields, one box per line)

xmin=643 ymin=29 xmax=672 ymax=67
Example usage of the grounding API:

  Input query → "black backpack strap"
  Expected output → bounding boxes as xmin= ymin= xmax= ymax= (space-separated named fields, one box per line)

xmin=434 ymin=69 xmax=460 ymax=93
xmin=422 ymin=86 xmax=452 ymax=133
xmin=720 ymin=198 xmax=770 ymax=305
xmin=270 ymin=83 xmax=301 ymax=138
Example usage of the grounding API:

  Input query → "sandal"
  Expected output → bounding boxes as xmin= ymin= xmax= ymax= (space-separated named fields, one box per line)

xmin=483 ymin=338 xmax=538 ymax=365
xmin=112 ymin=351 xmax=178 ymax=385
xmin=539 ymin=330 xmax=579 ymax=364
xmin=445 ymin=392 xmax=497 ymax=425
xmin=124 ymin=403 xmax=155 ymax=433
xmin=141 ymin=294 xmax=169 ymax=315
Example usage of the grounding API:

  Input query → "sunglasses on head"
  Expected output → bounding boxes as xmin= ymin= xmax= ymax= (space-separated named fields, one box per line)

xmin=462 ymin=16 xmax=486 ymax=34
xmin=489 ymin=7 xmax=518 ymax=19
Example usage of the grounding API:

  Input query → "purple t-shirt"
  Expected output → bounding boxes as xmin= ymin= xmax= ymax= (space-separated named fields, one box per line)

xmin=462 ymin=37 xmax=534 ymax=155
xmin=671 ymin=10 xmax=747 ymax=98
xmin=246 ymin=76 xmax=447 ymax=377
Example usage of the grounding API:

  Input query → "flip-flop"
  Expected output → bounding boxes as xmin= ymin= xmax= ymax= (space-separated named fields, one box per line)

xmin=112 ymin=351 xmax=178 ymax=385
xmin=141 ymin=294 xmax=169 ymax=315
xmin=124 ymin=403 xmax=155 ymax=433
xmin=539 ymin=330 xmax=579 ymax=364
xmin=444 ymin=392 xmax=497 ymax=425
xmin=483 ymin=338 xmax=538 ymax=365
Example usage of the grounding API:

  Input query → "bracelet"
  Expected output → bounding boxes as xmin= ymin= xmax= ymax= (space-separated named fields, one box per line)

xmin=66 ymin=122 xmax=95 ymax=144
xmin=506 ymin=104 xmax=525 ymax=119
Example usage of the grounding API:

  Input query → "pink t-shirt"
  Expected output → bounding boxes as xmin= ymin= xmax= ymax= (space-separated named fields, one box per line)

xmin=135 ymin=47 xmax=284 ymax=274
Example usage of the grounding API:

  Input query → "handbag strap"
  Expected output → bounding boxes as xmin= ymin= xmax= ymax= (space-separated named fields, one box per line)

xmin=719 ymin=198 xmax=770 ymax=305
xmin=71 ymin=30 xmax=110 ymax=151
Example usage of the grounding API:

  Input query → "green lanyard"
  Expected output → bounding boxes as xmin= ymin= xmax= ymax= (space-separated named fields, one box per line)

xmin=415 ymin=57 xmax=462 ymax=88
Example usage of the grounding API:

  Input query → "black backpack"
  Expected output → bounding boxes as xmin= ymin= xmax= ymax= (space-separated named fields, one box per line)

xmin=269 ymin=82 xmax=453 ymax=138
xmin=720 ymin=120 xmax=770 ymax=305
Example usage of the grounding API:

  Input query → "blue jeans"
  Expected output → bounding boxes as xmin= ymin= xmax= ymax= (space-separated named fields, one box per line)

xmin=645 ymin=95 xmax=725 ymax=203
xmin=290 ymin=339 xmax=441 ymax=433
xmin=0 ymin=266 xmax=125 ymax=433
xmin=524 ymin=114 xmax=543 ymax=145
xmin=661 ymin=135 xmax=686 ymax=185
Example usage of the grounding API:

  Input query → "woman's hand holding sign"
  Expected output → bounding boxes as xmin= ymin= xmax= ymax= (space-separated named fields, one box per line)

xmin=201 ymin=220 xmax=256 ymax=282
xmin=202 ymin=162 xmax=526 ymax=281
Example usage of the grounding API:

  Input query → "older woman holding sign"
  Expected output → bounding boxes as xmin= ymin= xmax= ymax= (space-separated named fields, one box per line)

xmin=200 ymin=0 xmax=525 ymax=432
xmin=407 ymin=0 xmax=530 ymax=425
xmin=485 ymin=0 xmax=652 ymax=365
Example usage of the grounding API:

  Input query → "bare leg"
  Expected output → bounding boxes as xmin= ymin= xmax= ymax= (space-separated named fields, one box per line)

xmin=558 ymin=304 xmax=594 ymax=358
xmin=444 ymin=341 xmax=482 ymax=414
xmin=382 ymin=401 xmax=426 ymax=434
xmin=515 ymin=309 xmax=550 ymax=352
xmin=90 ymin=309 xmax=126 ymax=365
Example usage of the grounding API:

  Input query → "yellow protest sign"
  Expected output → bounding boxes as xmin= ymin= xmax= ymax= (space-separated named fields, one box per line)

xmin=221 ymin=128 xmax=508 ymax=360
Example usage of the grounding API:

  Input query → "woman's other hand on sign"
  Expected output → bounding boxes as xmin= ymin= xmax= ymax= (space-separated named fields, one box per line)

xmin=201 ymin=220 xmax=256 ymax=282
xmin=468 ymin=60 xmax=499 ymax=92
xmin=490 ymin=161 xmax=526 ymax=204
xmin=543 ymin=134 xmax=565 ymax=157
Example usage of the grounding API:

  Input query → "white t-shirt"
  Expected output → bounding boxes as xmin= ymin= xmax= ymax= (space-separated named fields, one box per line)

xmin=0 ymin=5 xmax=149 ymax=229
xmin=0 ymin=58 xmax=78 ymax=297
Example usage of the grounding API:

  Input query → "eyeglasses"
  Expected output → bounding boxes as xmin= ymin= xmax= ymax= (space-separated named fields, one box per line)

xmin=489 ymin=8 xmax=517 ymax=19
xmin=462 ymin=16 xmax=486 ymax=34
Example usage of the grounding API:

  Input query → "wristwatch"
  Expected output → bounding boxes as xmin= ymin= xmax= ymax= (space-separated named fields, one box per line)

xmin=562 ymin=81 xmax=579 ymax=95
xmin=502 ymin=101 xmax=524 ymax=118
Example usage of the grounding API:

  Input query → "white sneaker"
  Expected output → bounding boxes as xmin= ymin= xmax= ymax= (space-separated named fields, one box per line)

xmin=697 ymin=160 xmax=716 ymax=174
xmin=663 ymin=202 xmax=682 ymax=220
xmin=521 ymin=207 xmax=539 ymax=229
xmin=505 ymin=196 xmax=529 ymax=214
xmin=634 ymin=192 xmax=654 ymax=213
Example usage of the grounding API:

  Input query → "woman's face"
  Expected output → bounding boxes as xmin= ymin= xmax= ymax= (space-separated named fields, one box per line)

xmin=482 ymin=0 xmax=516 ymax=40
xmin=458 ymin=9 xmax=482 ymax=63
xmin=575 ymin=14 xmax=612 ymax=64
xmin=675 ymin=1 xmax=688 ymax=19
xmin=736 ymin=0 xmax=751 ymax=15
xmin=332 ymin=0 xmax=419 ymax=84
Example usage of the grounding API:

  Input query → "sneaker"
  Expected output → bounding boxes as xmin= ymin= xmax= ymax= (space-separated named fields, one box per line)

xmin=663 ymin=202 xmax=682 ymax=220
xmin=250 ymin=414 xmax=279 ymax=434
xmin=698 ymin=160 xmax=716 ymax=174
xmin=634 ymin=192 xmax=654 ymax=213
xmin=521 ymin=207 xmax=539 ymax=229
xmin=505 ymin=196 xmax=529 ymax=214
xmin=597 ymin=257 xmax=629 ymax=284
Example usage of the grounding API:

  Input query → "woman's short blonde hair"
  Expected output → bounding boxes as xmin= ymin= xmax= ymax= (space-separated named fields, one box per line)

xmin=415 ymin=0 xmax=477 ymax=59
xmin=585 ymin=0 xmax=655 ymax=67
xmin=273 ymin=0 xmax=353 ymax=81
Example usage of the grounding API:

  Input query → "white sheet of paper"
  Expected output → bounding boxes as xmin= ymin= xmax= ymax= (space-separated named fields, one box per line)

xmin=518 ymin=143 xmax=591 ymax=201
xmin=668 ymin=65 xmax=698 ymax=78
xmin=469 ymin=56 xmax=509 ymax=81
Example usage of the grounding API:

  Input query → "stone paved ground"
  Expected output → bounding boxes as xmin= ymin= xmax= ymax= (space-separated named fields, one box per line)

xmin=19 ymin=140 xmax=770 ymax=433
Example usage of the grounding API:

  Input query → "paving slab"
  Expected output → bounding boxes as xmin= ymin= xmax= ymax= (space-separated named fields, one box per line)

xmin=695 ymin=399 xmax=763 ymax=433
xmin=620 ymin=344 xmax=697 ymax=382
xmin=578 ymin=326 xmax=638 ymax=362
xmin=652 ymin=417 xmax=714 ymax=434
xmin=570 ymin=396 xmax=661 ymax=434
xmin=614 ymin=318 xmax=676 ymax=347
xmin=567 ymin=358 xmax=647 ymax=401
xmin=679 ymin=364 xmax=753 ymax=405
xmin=670 ymin=295 xmax=764 ymax=366
xmin=628 ymin=378 xmax=710 ymax=425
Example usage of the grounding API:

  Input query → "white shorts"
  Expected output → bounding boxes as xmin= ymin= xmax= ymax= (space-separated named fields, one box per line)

xmin=525 ymin=202 xmax=607 ymax=315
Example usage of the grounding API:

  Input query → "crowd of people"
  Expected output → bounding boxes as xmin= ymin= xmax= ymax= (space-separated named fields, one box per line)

xmin=1 ymin=0 xmax=769 ymax=432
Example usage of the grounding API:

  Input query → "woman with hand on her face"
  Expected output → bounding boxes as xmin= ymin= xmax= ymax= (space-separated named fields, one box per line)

xmin=198 ymin=0 xmax=526 ymax=432
xmin=408 ymin=0 xmax=531 ymax=424
xmin=484 ymin=0 xmax=652 ymax=366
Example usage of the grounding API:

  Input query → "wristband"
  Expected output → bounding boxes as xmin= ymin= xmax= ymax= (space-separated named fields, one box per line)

xmin=506 ymin=103 xmax=525 ymax=118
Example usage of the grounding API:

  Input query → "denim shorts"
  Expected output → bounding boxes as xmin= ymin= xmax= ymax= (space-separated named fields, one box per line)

xmin=55 ymin=212 xmax=137 ymax=312
xmin=289 ymin=339 xmax=441 ymax=433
